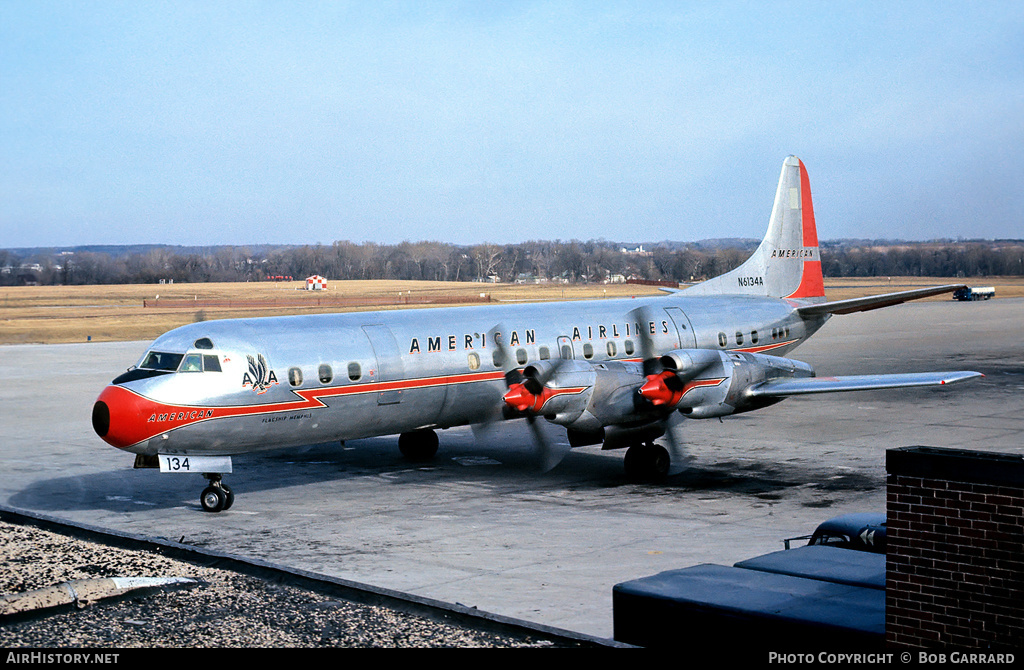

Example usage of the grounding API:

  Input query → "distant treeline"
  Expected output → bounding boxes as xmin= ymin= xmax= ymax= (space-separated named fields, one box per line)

xmin=2 ymin=239 xmax=1022 ymax=286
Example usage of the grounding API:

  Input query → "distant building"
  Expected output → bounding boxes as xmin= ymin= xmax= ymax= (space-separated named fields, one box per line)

xmin=305 ymin=275 xmax=328 ymax=290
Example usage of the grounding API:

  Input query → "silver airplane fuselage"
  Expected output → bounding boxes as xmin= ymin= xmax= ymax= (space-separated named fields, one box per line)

xmin=94 ymin=293 xmax=822 ymax=457
xmin=92 ymin=156 xmax=981 ymax=511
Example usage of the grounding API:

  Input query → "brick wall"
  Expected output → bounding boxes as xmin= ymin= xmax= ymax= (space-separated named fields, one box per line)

xmin=886 ymin=446 xmax=1024 ymax=647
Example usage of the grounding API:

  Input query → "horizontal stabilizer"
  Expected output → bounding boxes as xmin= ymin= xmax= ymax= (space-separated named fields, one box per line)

xmin=748 ymin=371 xmax=983 ymax=397
xmin=796 ymin=285 xmax=965 ymax=316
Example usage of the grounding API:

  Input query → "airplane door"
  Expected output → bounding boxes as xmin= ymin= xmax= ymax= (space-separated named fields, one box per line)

xmin=361 ymin=324 xmax=404 ymax=405
xmin=664 ymin=307 xmax=697 ymax=348
xmin=557 ymin=336 xmax=575 ymax=359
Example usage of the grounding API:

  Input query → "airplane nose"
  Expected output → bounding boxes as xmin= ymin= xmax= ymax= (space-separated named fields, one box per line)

xmin=93 ymin=385 xmax=150 ymax=450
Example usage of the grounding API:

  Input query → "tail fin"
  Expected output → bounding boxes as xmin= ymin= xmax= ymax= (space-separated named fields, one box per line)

xmin=682 ymin=156 xmax=825 ymax=301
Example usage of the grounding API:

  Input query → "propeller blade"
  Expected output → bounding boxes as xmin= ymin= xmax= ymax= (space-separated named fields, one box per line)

xmin=487 ymin=323 xmax=523 ymax=386
xmin=658 ymin=413 xmax=692 ymax=475
xmin=527 ymin=416 xmax=570 ymax=472
xmin=627 ymin=306 xmax=661 ymax=376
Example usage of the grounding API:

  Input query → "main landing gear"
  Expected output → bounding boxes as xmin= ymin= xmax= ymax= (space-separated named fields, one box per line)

xmin=623 ymin=442 xmax=671 ymax=481
xmin=200 ymin=474 xmax=234 ymax=513
xmin=398 ymin=429 xmax=439 ymax=462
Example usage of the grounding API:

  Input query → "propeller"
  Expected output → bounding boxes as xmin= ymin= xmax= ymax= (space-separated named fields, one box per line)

xmin=627 ymin=305 xmax=692 ymax=474
xmin=488 ymin=324 xmax=570 ymax=472
xmin=637 ymin=369 xmax=686 ymax=406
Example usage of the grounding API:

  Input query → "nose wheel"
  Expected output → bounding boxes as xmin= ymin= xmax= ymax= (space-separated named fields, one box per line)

xmin=200 ymin=474 xmax=234 ymax=513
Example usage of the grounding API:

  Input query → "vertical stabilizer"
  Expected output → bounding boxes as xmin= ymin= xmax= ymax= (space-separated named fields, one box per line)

xmin=682 ymin=156 xmax=825 ymax=301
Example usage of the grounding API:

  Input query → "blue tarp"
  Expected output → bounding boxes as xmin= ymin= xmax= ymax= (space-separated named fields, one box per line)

xmin=734 ymin=545 xmax=885 ymax=590
xmin=613 ymin=559 xmax=884 ymax=648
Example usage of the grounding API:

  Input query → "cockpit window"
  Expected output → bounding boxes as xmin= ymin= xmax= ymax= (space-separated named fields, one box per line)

xmin=180 ymin=354 xmax=203 ymax=372
xmin=194 ymin=338 xmax=215 ymax=350
xmin=140 ymin=351 xmax=184 ymax=371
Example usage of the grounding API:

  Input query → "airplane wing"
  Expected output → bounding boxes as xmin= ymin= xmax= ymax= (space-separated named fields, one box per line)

xmin=748 ymin=371 xmax=983 ymax=397
xmin=795 ymin=284 xmax=965 ymax=316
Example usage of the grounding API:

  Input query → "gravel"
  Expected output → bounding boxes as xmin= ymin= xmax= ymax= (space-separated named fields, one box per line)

xmin=0 ymin=519 xmax=584 ymax=648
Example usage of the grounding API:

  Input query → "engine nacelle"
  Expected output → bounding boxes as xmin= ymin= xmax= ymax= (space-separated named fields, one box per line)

xmin=503 ymin=348 xmax=816 ymax=438
xmin=660 ymin=348 xmax=722 ymax=380
xmin=503 ymin=359 xmax=596 ymax=424
xmin=503 ymin=359 xmax=653 ymax=433
xmin=640 ymin=349 xmax=815 ymax=419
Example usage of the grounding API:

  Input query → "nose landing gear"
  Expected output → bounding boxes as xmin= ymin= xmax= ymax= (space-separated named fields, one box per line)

xmin=200 ymin=474 xmax=234 ymax=513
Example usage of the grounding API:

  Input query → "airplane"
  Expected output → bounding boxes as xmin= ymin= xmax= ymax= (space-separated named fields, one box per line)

xmin=92 ymin=156 xmax=982 ymax=512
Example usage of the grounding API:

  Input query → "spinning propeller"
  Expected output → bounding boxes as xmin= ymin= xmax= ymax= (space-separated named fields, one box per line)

xmin=625 ymin=306 xmax=697 ymax=475
xmin=488 ymin=324 xmax=571 ymax=472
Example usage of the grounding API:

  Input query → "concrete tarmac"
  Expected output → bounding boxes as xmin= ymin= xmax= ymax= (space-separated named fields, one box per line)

xmin=1 ymin=297 xmax=1022 ymax=639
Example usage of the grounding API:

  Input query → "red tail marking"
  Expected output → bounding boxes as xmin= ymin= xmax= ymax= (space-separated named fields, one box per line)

xmin=785 ymin=160 xmax=825 ymax=300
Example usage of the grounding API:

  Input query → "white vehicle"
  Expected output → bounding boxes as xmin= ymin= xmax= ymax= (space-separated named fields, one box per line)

xmin=953 ymin=286 xmax=995 ymax=301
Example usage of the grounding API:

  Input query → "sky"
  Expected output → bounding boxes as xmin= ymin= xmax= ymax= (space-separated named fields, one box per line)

xmin=1 ymin=1 xmax=1022 ymax=249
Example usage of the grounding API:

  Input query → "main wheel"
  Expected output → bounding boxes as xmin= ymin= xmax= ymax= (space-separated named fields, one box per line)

xmin=398 ymin=430 xmax=439 ymax=462
xmin=624 ymin=443 xmax=670 ymax=481
xmin=647 ymin=444 xmax=671 ymax=479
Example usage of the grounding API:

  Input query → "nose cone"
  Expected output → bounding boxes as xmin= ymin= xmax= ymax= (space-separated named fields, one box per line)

xmin=639 ymin=372 xmax=675 ymax=406
xmin=503 ymin=383 xmax=538 ymax=412
xmin=93 ymin=385 xmax=151 ymax=450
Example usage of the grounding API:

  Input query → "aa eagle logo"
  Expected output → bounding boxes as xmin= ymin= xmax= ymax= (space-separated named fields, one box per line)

xmin=242 ymin=354 xmax=278 ymax=394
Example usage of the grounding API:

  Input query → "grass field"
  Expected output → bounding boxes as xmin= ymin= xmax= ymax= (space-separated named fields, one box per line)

xmin=1 ymin=277 xmax=1020 ymax=345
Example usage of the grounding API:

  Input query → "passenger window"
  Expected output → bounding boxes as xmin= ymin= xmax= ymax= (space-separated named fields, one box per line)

xmin=606 ymin=341 xmax=617 ymax=357
xmin=735 ymin=331 xmax=744 ymax=346
xmin=583 ymin=343 xmax=594 ymax=360
xmin=467 ymin=352 xmax=481 ymax=370
xmin=751 ymin=330 xmax=759 ymax=344
xmin=203 ymin=355 xmax=222 ymax=372
xmin=318 ymin=364 xmax=333 ymax=384
xmin=718 ymin=332 xmax=727 ymax=348
xmin=288 ymin=367 xmax=303 ymax=387
xmin=624 ymin=340 xmax=635 ymax=356
xmin=516 ymin=348 xmax=528 ymax=365
xmin=492 ymin=350 xmax=505 ymax=367
xmin=560 ymin=345 xmax=573 ymax=360
xmin=180 ymin=354 xmax=202 ymax=372
xmin=539 ymin=347 xmax=550 ymax=360
xmin=347 ymin=362 xmax=362 ymax=382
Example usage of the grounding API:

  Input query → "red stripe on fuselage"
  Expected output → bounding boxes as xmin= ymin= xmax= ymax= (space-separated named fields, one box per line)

xmin=99 ymin=369 xmax=508 ymax=450
xmin=732 ymin=339 xmax=799 ymax=355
